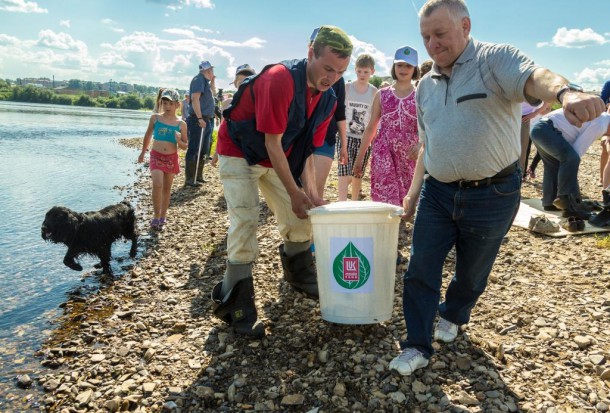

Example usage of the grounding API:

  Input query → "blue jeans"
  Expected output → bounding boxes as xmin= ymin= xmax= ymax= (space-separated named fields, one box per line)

xmin=402 ymin=171 xmax=521 ymax=357
xmin=530 ymin=119 xmax=580 ymax=206
xmin=186 ymin=115 xmax=213 ymax=162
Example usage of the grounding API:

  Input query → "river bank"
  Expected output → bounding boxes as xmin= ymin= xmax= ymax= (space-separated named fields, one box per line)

xmin=14 ymin=139 xmax=610 ymax=412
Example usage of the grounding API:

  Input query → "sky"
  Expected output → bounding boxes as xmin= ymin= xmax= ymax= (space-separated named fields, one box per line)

xmin=0 ymin=0 xmax=609 ymax=92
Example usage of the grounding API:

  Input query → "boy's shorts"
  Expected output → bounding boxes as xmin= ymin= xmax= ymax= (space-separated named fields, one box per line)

xmin=337 ymin=135 xmax=370 ymax=177
xmin=313 ymin=140 xmax=335 ymax=159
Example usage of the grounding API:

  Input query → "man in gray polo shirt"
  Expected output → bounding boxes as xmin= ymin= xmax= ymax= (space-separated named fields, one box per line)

xmin=389 ymin=0 xmax=606 ymax=376
xmin=185 ymin=60 xmax=216 ymax=187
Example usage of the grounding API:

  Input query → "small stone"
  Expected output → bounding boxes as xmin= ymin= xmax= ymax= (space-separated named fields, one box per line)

xmin=589 ymin=354 xmax=606 ymax=365
xmin=600 ymin=368 xmax=610 ymax=380
xmin=456 ymin=356 xmax=471 ymax=370
xmin=333 ymin=381 xmax=346 ymax=397
xmin=91 ymin=354 xmax=105 ymax=362
xmin=76 ymin=389 xmax=93 ymax=406
xmin=16 ymin=374 xmax=32 ymax=389
xmin=172 ymin=322 xmax=187 ymax=333
xmin=412 ymin=380 xmax=427 ymax=393
xmin=142 ymin=382 xmax=156 ymax=394
xmin=280 ymin=394 xmax=305 ymax=405
xmin=574 ymin=335 xmax=592 ymax=349
xmin=104 ymin=397 xmax=121 ymax=412
xmin=163 ymin=401 xmax=178 ymax=411
xmin=596 ymin=402 xmax=609 ymax=412
xmin=390 ymin=391 xmax=406 ymax=403
xmin=318 ymin=350 xmax=329 ymax=363
xmin=143 ymin=348 xmax=156 ymax=362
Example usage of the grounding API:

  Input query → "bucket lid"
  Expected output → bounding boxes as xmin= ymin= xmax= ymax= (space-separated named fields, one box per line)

xmin=308 ymin=201 xmax=403 ymax=216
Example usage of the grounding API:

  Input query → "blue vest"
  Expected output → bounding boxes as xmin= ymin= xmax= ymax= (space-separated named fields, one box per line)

xmin=223 ymin=58 xmax=336 ymax=185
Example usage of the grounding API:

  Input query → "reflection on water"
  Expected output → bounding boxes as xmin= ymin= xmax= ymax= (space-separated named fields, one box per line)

xmin=0 ymin=101 xmax=149 ymax=408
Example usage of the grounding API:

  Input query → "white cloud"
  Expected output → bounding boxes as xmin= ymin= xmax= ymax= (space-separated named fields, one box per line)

xmin=163 ymin=28 xmax=195 ymax=38
xmin=537 ymin=27 xmax=609 ymax=49
xmin=348 ymin=35 xmax=393 ymax=77
xmin=165 ymin=0 xmax=214 ymax=11
xmin=36 ymin=30 xmax=87 ymax=54
xmin=59 ymin=20 xmax=70 ymax=28
xmin=0 ymin=0 xmax=47 ymax=13
xmin=573 ymin=61 xmax=610 ymax=91
xmin=189 ymin=25 xmax=218 ymax=34
xmin=101 ymin=18 xmax=125 ymax=34
xmin=0 ymin=31 xmax=96 ymax=79
xmin=98 ymin=52 xmax=135 ymax=69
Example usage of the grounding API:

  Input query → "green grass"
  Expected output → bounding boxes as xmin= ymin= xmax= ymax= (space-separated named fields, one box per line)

xmin=594 ymin=234 xmax=610 ymax=249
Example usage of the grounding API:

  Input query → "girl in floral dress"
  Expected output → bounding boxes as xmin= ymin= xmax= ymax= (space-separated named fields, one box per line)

xmin=353 ymin=46 xmax=421 ymax=206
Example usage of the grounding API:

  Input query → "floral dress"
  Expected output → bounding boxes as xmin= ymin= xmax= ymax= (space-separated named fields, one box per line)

xmin=370 ymin=87 xmax=418 ymax=206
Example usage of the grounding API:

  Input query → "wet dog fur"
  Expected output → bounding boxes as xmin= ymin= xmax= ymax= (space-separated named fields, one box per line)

xmin=41 ymin=201 xmax=137 ymax=275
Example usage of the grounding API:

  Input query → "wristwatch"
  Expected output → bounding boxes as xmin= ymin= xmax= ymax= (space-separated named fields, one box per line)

xmin=556 ymin=83 xmax=583 ymax=104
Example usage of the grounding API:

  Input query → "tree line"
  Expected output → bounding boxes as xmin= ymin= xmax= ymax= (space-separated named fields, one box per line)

xmin=0 ymin=80 xmax=155 ymax=110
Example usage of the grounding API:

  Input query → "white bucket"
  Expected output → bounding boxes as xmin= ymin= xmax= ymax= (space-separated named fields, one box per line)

xmin=308 ymin=201 xmax=403 ymax=324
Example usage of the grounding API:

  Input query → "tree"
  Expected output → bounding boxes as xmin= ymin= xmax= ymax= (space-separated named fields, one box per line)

xmin=74 ymin=95 xmax=96 ymax=107
xmin=68 ymin=79 xmax=83 ymax=90
xmin=119 ymin=94 xmax=142 ymax=110
xmin=369 ymin=76 xmax=384 ymax=89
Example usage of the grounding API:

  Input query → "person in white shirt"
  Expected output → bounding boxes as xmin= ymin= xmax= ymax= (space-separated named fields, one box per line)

xmin=530 ymin=106 xmax=610 ymax=216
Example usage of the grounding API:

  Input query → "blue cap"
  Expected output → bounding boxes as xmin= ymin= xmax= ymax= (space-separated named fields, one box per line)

xmin=393 ymin=46 xmax=418 ymax=66
xmin=199 ymin=60 xmax=213 ymax=70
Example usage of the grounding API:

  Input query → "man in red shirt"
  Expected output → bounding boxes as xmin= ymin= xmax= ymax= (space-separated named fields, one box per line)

xmin=211 ymin=26 xmax=352 ymax=338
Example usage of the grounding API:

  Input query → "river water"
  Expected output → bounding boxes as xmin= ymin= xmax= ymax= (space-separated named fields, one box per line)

xmin=0 ymin=101 xmax=149 ymax=409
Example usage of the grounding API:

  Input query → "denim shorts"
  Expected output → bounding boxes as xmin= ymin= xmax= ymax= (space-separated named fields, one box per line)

xmin=313 ymin=140 xmax=336 ymax=159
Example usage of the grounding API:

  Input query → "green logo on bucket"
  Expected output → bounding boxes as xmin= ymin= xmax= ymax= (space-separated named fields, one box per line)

xmin=333 ymin=242 xmax=371 ymax=289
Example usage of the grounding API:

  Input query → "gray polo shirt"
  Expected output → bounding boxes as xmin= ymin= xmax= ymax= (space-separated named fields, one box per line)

xmin=188 ymin=72 xmax=215 ymax=119
xmin=417 ymin=38 xmax=539 ymax=182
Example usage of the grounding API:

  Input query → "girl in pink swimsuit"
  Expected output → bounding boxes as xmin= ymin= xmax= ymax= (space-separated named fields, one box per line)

xmin=138 ymin=89 xmax=188 ymax=230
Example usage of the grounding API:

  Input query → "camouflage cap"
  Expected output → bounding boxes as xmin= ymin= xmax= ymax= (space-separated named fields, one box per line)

xmin=313 ymin=25 xmax=353 ymax=56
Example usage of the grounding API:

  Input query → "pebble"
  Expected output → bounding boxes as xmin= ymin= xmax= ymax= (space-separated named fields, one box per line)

xmin=22 ymin=145 xmax=610 ymax=413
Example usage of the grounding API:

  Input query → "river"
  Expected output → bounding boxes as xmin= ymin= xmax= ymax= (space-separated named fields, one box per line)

xmin=0 ymin=101 xmax=149 ymax=410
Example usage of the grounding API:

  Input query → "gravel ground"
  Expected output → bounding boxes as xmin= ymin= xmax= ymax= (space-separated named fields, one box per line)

xmin=14 ymin=138 xmax=610 ymax=412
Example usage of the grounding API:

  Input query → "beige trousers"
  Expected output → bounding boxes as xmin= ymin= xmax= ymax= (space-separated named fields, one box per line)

xmin=219 ymin=155 xmax=312 ymax=264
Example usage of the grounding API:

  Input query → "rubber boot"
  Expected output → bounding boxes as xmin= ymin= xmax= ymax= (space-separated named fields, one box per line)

xmin=211 ymin=277 xmax=265 ymax=338
xmin=279 ymin=244 xmax=318 ymax=297
xmin=184 ymin=161 xmax=202 ymax=187
xmin=195 ymin=157 xmax=206 ymax=183
xmin=552 ymin=194 xmax=591 ymax=220
xmin=603 ymin=188 xmax=610 ymax=207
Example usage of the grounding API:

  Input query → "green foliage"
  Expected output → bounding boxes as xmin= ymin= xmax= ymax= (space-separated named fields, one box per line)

xmin=119 ymin=94 xmax=142 ymax=110
xmin=369 ymin=76 xmax=384 ymax=89
xmin=595 ymin=234 xmax=610 ymax=249
xmin=104 ymin=98 xmax=120 ymax=109
xmin=143 ymin=96 xmax=155 ymax=110
xmin=52 ymin=94 xmax=74 ymax=105
xmin=74 ymin=95 xmax=96 ymax=107
xmin=11 ymin=85 xmax=54 ymax=103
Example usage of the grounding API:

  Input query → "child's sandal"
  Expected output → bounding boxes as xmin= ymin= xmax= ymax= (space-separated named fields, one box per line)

xmin=150 ymin=218 xmax=161 ymax=231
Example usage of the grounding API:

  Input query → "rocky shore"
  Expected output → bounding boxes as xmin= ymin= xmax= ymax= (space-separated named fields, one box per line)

xmin=14 ymin=139 xmax=610 ymax=412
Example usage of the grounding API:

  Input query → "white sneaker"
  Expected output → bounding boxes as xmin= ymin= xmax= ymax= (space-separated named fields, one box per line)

xmin=434 ymin=317 xmax=459 ymax=343
xmin=389 ymin=348 xmax=429 ymax=376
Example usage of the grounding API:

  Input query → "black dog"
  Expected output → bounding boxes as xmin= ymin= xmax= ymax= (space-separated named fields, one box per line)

xmin=41 ymin=201 xmax=138 ymax=275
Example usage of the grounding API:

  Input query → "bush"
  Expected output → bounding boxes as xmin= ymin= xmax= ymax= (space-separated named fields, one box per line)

xmin=105 ymin=98 xmax=119 ymax=109
xmin=119 ymin=94 xmax=142 ymax=110
xmin=143 ymin=96 xmax=155 ymax=110
xmin=74 ymin=95 xmax=96 ymax=107
xmin=52 ymin=94 xmax=74 ymax=105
